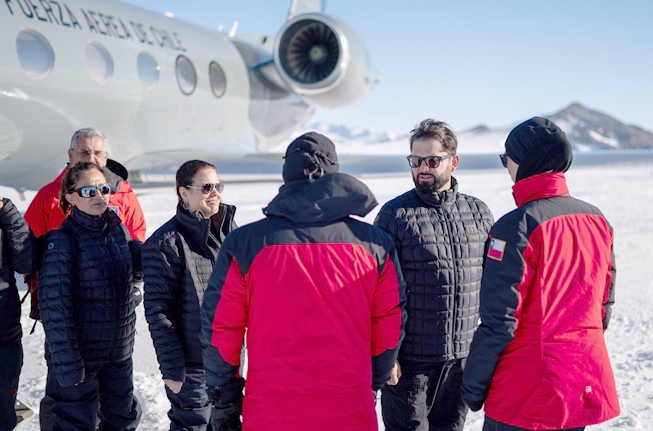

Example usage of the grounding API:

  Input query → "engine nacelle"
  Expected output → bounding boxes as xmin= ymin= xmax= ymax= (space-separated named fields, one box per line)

xmin=273 ymin=13 xmax=375 ymax=109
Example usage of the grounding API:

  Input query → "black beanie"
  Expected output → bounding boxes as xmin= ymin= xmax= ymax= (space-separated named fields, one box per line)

xmin=505 ymin=117 xmax=573 ymax=182
xmin=282 ymin=132 xmax=340 ymax=183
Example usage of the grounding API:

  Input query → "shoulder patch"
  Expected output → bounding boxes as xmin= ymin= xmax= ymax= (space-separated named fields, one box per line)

xmin=487 ymin=238 xmax=506 ymax=261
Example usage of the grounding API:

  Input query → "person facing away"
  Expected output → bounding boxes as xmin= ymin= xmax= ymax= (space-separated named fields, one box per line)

xmin=374 ymin=119 xmax=494 ymax=431
xmin=23 ymin=127 xmax=146 ymax=431
xmin=143 ymin=160 xmax=237 ymax=431
xmin=0 ymin=196 xmax=37 ymax=431
xmin=200 ymin=132 xmax=407 ymax=431
xmin=38 ymin=162 xmax=142 ymax=431
xmin=461 ymin=117 xmax=620 ymax=431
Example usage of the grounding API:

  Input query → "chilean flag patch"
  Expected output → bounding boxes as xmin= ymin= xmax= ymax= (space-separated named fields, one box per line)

xmin=488 ymin=238 xmax=506 ymax=261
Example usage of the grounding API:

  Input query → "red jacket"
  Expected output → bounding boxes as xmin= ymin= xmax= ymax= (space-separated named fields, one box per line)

xmin=462 ymin=172 xmax=619 ymax=429
xmin=24 ymin=167 xmax=146 ymax=242
xmin=201 ymin=174 xmax=406 ymax=431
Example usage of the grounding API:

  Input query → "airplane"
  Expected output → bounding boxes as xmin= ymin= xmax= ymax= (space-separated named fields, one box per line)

xmin=0 ymin=0 xmax=377 ymax=191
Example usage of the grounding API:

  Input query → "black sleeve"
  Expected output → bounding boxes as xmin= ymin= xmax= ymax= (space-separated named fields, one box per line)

xmin=602 ymin=221 xmax=616 ymax=331
xmin=143 ymin=236 xmax=187 ymax=382
xmin=0 ymin=198 xmax=37 ymax=274
xmin=461 ymin=211 xmax=529 ymax=411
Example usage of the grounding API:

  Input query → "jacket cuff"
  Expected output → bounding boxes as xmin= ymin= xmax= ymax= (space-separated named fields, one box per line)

xmin=56 ymin=364 xmax=85 ymax=387
xmin=462 ymin=396 xmax=484 ymax=412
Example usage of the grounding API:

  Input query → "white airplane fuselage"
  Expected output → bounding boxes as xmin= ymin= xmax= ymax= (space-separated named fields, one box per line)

xmin=0 ymin=0 xmax=372 ymax=190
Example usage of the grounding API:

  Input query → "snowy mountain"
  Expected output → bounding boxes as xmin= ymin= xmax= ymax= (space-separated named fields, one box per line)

xmin=279 ymin=103 xmax=653 ymax=155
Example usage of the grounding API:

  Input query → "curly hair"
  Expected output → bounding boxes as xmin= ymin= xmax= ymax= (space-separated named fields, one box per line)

xmin=409 ymin=119 xmax=458 ymax=154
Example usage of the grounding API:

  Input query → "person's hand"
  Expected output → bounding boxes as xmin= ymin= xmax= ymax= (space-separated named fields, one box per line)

xmin=165 ymin=379 xmax=183 ymax=394
xmin=387 ymin=361 xmax=402 ymax=385
xmin=0 ymin=197 xmax=4 ymax=210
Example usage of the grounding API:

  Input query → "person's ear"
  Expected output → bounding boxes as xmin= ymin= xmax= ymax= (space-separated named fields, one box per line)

xmin=179 ymin=187 xmax=189 ymax=203
xmin=68 ymin=148 xmax=74 ymax=163
xmin=451 ymin=154 xmax=460 ymax=172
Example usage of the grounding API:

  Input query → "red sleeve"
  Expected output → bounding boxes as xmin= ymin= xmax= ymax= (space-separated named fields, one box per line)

xmin=24 ymin=188 xmax=54 ymax=238
xmin=116 ymin=182 xmax=146 ymax=242
xmin=370 ymin=249 xmax=407 ymax=390
xmin=210 ymin=257 xmax=248 ymax=366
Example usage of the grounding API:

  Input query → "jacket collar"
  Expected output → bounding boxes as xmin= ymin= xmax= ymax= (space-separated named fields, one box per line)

xmin=175 ymin=202 xmax=235 ymax=250
xmin=263 ymin=173 xmax=378 ymax=223
xmin=415 ymin=176 xmax=459 ymax=207
xmin=69 ymin=206 xmax=121 ymax=234
xmin=512 ymin=172 xmax=570 ymax=207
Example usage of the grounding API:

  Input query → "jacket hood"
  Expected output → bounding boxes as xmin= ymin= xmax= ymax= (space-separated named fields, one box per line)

xmin=263 ymin=173 xmax=378 ymax=223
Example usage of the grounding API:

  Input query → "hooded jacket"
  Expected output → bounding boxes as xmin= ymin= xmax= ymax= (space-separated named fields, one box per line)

xmin=38 ymin=208 xmax=138 ymax=387
xmin=374 ymin=178 xmax=494 ymax=362
xmin=201 ymin=173 xmax=407 ymax=431
xmin=24 ymin=161 xmax=146 ymax=242
xmin=0 ymin=199 xmax=37 ymax=345
xmin=143 ymin=203 xmax=237 ymax=382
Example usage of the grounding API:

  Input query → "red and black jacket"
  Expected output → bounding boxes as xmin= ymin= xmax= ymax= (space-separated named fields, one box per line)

xmin=461 ymin=172 xmax=619 ymax=429
xmin=201 ymin=173 xmax=407 ymax=431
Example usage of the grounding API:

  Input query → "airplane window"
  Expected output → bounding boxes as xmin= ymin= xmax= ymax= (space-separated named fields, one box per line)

xmin=16 ymin=30 xmax=54 ymax=79
xmin=137 ymin=52 xmax=159 ymax=90
xmin=209 ymin=62 xmax=226 ymax=98
xmin=85 ymin=42 xmax=113 ymax=85
xmin=176 ymin=55 xmax=196 ymax=95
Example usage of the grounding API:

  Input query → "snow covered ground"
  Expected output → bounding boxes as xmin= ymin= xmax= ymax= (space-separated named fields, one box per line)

xmin=5 ymin=163 xmax=652 ymax=430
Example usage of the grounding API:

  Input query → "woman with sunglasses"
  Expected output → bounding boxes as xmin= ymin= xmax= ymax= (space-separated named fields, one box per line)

xmin=143 ymin=159 xmax=237 ymax=431
xmin=38 ymin=162 xmax=142 ymax=431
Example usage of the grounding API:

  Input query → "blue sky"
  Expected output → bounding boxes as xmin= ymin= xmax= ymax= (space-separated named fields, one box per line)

xmin=121 ymin=0 xmax=653 ymax=135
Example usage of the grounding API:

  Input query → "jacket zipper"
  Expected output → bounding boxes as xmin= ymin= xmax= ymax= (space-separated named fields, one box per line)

xmin=441 ymin=203 xmax=457 ymax=357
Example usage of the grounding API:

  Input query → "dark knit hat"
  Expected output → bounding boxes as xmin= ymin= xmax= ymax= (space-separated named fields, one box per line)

xmin=505 ymin=117 xmax=573 ymax=181
xmin=282 ymin=132 xmax=340 ymax=183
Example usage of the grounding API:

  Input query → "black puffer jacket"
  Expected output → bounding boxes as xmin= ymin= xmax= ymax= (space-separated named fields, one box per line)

xmin=144 ymin=203 xmax=237 ymax=382
xmin=374 ymin=178 xmax=494 ymax=362
xmin=0 ymin=198 xmax=37 ymax=346
xmin=39 ymin=207 xmax=139 ymax=387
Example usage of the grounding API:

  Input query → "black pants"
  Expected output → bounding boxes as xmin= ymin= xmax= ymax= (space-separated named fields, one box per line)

xmin=165 ymin=364 xmax=211 ymax=431
xmin=381 ymin=358 xmax=468 ymax=431
xmin=45 ymin=356 xmax=140 ymax=431
xmin=483 ymin=416 xmax=585 ymax=431
xmin=0 ymin=341 xmax=22 ymax=431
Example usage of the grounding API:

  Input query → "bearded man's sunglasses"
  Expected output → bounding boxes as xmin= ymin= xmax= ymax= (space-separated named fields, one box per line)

xmin=407 ymin=154 xmax=452 ymax=169
xmin=75 ymin=183 xmax=112 ymax=198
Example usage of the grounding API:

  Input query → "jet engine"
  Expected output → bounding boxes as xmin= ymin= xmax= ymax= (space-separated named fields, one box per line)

xmin=273 ymin=13 xmax=376 ymax=109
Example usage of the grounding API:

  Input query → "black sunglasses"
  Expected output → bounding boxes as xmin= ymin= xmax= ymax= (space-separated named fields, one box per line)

xmin=407 ymin=154 xmax=452 ymax=169
xmin=499 ymin=153 xmax=508 ymax=168
xmin=75 ymin=183 xmax=112 ymax=198
xmin=186 ymin=183 xmax=224 ymax=194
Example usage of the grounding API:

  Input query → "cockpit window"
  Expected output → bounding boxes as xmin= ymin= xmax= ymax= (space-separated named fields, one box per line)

xmin=85 ymin=42 xmax=113 ymax=85
xmin=176 ymin=55 xmax=196 ymax=95
xmin=137 ymin=52 xmax=159 ymax=90
xmin=209 ymin=62 xmax=227 ymax=98
xmin=16 ymin=30 xmax=54 ymax=79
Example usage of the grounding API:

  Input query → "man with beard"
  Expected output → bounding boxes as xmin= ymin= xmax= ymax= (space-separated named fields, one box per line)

xmin=374 ymin=119 xmax=494 ymax=431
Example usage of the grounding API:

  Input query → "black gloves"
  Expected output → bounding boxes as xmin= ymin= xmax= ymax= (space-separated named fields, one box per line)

xmin=133 ymin=280 xmax=143 ymax=308
xmin=208 ymin=377 xmax=245 ymax=431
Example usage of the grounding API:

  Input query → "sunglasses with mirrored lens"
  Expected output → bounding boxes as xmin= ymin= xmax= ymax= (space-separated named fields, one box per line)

xmin=499 ymin=153 xmax=508 ymax=168
xmin=407 ymin=154 xmax=453 ymax=169
xmin=75 ymin=183 xmax=112 ymax=198
xmin=186 ymin=183 xmax=224 ymax=194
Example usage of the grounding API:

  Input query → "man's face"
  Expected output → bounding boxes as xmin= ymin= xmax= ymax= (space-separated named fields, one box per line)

xmin=411 ymin=138 xmax=459 ymax=194
xmin=68 ymin=136 xmax=108 ymax=168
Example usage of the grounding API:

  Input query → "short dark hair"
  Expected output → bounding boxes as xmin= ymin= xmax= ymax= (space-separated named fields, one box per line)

xmin=175 ymin=160 xmax=218 ymax=201
xmin=59 ymin=162 xmax=107 ymax=214
xmin=409 ymin=119 xmax=458 ymax=154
